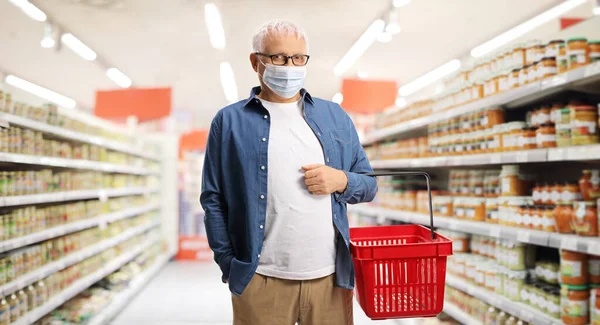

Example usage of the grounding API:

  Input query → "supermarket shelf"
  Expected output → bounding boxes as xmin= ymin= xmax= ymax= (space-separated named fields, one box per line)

xmin=363 ymin=63 xmax=600 ymax=145
xmin=17 ymin=237 xmax=163 ymax=325
xmin=0 ymin=221 xmax=160 ymax=297
xmin=443 ymin=302 xmax=482 ymax=325
xmin=0 ymin=203 xmax=160 ymax=253
xmin=349 ymin=205 xmax=600 ymax=255
xmin=370 ymin=145 xmax=600 ymax=169
xmin=0 ymin=112 xmax=161 ymax=162
xmin=0 ymin=152 xmax=158 ymax=175
xmin=0 ymin=187 xmax=158 ymax=207
xmin=87 ymin=253 xmax=172 ymax=325
xmin=445 ymin=275 xmax=560 ymax=325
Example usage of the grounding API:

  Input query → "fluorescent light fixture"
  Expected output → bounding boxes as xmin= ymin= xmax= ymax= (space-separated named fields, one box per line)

xmin=220 ymin=62 xmax=238 ymax=102
xmin=8 ymin=0 xmax=46 ymax=22
xmin=106 ymin=68 xmax=132 ymax=88
xmin=5 ymin=75 xmax=76 ymax=108
xmin=332 ymin=92 xmax=344 ymax=104
xmin=470 ymin=0 xmax=587 ymax=57
xmin=377 ymin=31 xmax=392 ymax=43
xmin=205 ymin=3 xmax=226 ymax=50
xmin=334 ymin=19 xmax=385 ymax=76
xmin=40 ymin=37 xmax=55 ymax=48
xmin=385 ymin=22 xmax=401 ymax=34
xmin=395 ymin=97 xmax=407 ymax=108
xmin=357 ymin=71 xmax=369 ymax=79
xmin=393 ymin=0 xmax=411 ymax=8
xmin=398 ymin=59 xmax=461 ymax=97
xmin=594 ymin=2 xmax=600 ymax=15
xmin=61 ymin=33 xmax=97 ymax=61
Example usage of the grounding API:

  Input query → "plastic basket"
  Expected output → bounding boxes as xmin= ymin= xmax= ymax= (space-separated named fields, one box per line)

xmin=350 ymin=171 xmax=453 ymax=320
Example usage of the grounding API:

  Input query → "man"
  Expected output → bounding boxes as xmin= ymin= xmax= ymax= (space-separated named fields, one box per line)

xmin=200 ymin=19 xmax=377 ymax=325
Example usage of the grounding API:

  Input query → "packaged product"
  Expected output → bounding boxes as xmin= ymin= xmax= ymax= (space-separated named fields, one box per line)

xmin=561 ymin=284 xmax=589 ymax=325
xmin=572 ymin=201 xmax=598 ymax=236
xmin=561 ymin=250 xmax=588 ymax=285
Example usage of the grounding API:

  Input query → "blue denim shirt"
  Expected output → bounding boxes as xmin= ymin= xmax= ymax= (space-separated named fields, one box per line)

xmin=200 ymin=87 xmax=377 ymax=296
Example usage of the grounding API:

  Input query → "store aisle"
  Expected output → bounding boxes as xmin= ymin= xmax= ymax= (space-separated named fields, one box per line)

xmin=112 ymin=262 xmax=406 ymax=325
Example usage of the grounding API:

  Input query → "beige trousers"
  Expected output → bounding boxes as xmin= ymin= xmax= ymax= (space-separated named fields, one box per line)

xmin=231 ymin=273 xmax=354 ymax=325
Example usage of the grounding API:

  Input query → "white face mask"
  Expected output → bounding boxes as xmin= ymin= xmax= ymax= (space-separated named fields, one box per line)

xmin=258 ymin=60 xmax=307 ymax=99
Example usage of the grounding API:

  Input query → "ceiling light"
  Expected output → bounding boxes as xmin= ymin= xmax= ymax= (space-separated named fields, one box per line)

xmin=61 ymin=33 xmax=97 ymax=61
xmin=470 ymin=0 xmax=587 ymax=58
xmin=395 ymin=97 xmax=407 ymax=108
xmin=377 ymin=31 xmax=392 ymax=43
xmin=385 ymin=22 xmax=401 ymax=34
xmin=334 ymin=19 xmax=385 ymax=76
xmin=594 ymin=0 xmax=600 ymax=15
xmin=205 ymin=3 xmax=226 ymax=50
xmin=332 ymin=92 xmax=344 ymax=104
xmin=106 ymin=68 xmax=132 ymax=88
xmin=5 ymin=75 xmax=76 ymax=108
xmin=393 ymin=0 xmax=411 ymax=8
xmin=8 ymin=0 xmax=47 ymax=22
xmin=398 ymin=59 xmax=461 ymax=97
xmin=41 ymin=23 xmax=56 ymax=49
xmin=220 ymin=62 xmax=238 ymax=102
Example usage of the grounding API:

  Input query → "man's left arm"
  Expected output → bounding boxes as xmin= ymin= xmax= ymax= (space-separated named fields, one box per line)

xmin=333 ymin=115 xmax=378 ymax=205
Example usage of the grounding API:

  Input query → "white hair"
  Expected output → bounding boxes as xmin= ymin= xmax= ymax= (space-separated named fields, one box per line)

xmin=252 ymin=19 xmax=309 ymax=53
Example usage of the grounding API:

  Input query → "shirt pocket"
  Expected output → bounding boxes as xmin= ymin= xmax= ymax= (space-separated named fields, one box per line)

xmin=329 ymin=129 xmax=353 ymax=170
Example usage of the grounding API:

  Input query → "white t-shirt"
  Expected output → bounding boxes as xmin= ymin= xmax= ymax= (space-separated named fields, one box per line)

xmin=255 ymin=99 xmax=336 ymax=280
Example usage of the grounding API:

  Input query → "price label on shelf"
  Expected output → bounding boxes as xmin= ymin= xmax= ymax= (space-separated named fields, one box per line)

xmin=98 ymin=190 xmax=108 ymax=203
xmin=584 ymin=62 xmax=600 ymax=78
xmin=489 ymin=228 xmax=501 ymax=238
xmin=516 ymin=152 xmax=528 ymax=163
xmin=491 ymin=154 xmax=502 ymax=164
xmin=517 ymin=231 xmax=530 ymax=243
xmin=561 ymin=237 xmax=578 ymax=251
xmin=587 ymin=241 xmax=600 ymax=256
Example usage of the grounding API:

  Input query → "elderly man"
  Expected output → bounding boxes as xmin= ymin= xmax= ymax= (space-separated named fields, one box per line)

xmin=200 ymin=19 xmax=377 ymax=325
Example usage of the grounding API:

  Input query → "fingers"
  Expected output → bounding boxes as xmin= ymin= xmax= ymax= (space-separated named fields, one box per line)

xmin=305 ymin=177 xmax=321 ymax=186
xmin=308 ymin=185 xmax=324 ymax=193
xmin=301 ymin=164 xmax=323 ymax=172
xmin=304 ymin=168 xmax=321 ymax=179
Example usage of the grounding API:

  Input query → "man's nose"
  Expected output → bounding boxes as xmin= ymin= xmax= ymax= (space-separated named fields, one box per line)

xmin=285 ymin=57 xmax=295 ymax=66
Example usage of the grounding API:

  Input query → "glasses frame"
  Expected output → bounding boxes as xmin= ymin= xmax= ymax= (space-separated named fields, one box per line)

xmin=255 ymin=52 xmax=310 ymax=66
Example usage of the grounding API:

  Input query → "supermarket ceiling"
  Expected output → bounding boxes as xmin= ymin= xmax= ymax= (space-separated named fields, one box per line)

xmin=0 ymin=0 xmax=584 ymax=127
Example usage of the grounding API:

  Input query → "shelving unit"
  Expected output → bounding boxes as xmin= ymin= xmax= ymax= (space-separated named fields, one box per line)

xmin=349 ymin=205 xmax=600 ymax=255
xmin=442 ymin=302 xmax=482 ymax=325
xmin=363 ymin=62 xmax=600 ymax=145
xmin=0 ymin=187 xmax=158 ymax=207
xmin=445 ymin=276 xmax=560 ymax=325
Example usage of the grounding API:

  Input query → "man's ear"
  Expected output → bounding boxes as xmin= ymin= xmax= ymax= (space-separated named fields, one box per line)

xmin=250 ymin=53 xmax=258 ymax=72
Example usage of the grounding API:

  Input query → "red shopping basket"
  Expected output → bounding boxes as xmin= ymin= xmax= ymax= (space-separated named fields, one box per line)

xmin=350 ymin=171 xmax=453 ymax=320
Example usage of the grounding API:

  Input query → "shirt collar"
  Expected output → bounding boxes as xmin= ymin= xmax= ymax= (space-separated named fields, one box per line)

xmin=243 ymin=86 xmax=314 ymax=108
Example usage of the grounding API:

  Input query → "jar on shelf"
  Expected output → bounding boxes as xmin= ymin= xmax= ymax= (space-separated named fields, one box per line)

xmin=554 ymin=203 xmax=574 ymax=234
xmin=541 ymin=183 xmax=552 ymax=204
xmin=561 ymin=183 xmax=581 ymax=204
xmin=501 ymin=165 xmax=529 ymax=196
xmin=519 ymin=65 xmax=529 ymax=86
xmin=550 ymin=183 xmax=564 ymax=205
xmin=590 ymin=40 xmax=600 ymax=63
xmin=550 ymin=103 xmax=564 ymax=125
xmin=509 ymin=69 xmax=520 ymax=88
xmin=567 ymin=37 xmax=589 ymax=70
xmin=572 ymin=201 xmax=598 ymax=236
xmin=546 ymin=39 xmax=565 ymax=59
xmin=454 ymin=198 xmax=466 ymax=219
xmin=556 ymin=107 xmax=573 ymax=147
xmin=502 ymin=122 xmax=527 ymax=151
xmin=528 ymin=62 xmax=539 ymax=83
xmin=536 ymin=124 xmax=557 ymax=148
xmin=560 ymin=284 xmax=589 ymax=325
xmin=513 ymin=46 xmax=526 ymax=67
xmin=433 ymin=196 xmax=453 ymax=217
xmin=558 ymin=44 xmax=569 ymax=74
xmin=486 ymin=198 xmax=499 ymax=223
xmin=537 ymin=57 xmax=557 ymax=79
xmin=592 ymin=286 xmax=600 ymax=325
xmin=533 ymin=184 xmax=543 ymax=204
xmin=464 ymin=198 xmax=486 ymax=221
xmin=590 ymin=257 xmax=600 ymax=285
xmin=542 ymin=205 xmax=557 ymax=232
xmin=561 ymin=250 xmax=589 ymax=285
xmin=571 ymin=105 xmax=599 ymax=146
xmin=537 ymin=105 xmax=552 ymax=126
xmin=518 ymin=126 xmax=537 ymax=150
xmin=579 ymin=169 xmax=600 ymax=201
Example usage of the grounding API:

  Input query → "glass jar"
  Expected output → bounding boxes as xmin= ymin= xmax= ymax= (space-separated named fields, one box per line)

xmin=590 ymin=41 xmax=600 ymax=63
xmin=561 ymin=250 xmax=589 ymax=285
xmin=579 ymin=170 xmax=600 ymax=201
xmin=590 ymin=258 xmax=600 ymax=285
xmin=571 ymin=105 xmax=599 ymax=146
xmin=567 ymin=38 xmax=589 ymax=70
xmin=558 ymin=44 xmax=569 ymax=74
xmin=561 ymin=284 xmax=589 ymax=325
xmin=501 ymin=165 xmax=528 ymax=196
xmin=546 ymin=39 xmax=565 ymax=59
xmin=509 ymin=69 xmax=520 ymax=88
xmin=551 ymin=103 xmax=564 ymax=125
xmin=537 ymin=57 xmax=557 ymax=79
xmin=561 ymin=183 xmax=580 ymax=204
xmin=433 ymin=196 xmax=453 ymax=217
xmin=502 ymin=122 xmax=527 ymax=151
xmin=572 ymin=201 xmax=598 ymax=236
xmin=529 ymin=62 xmax=539 ymax=83
xmin=536 ymin=124 xmax=557 ymax=148
xmin=518 ymin=126 xmax=537 ymax=150
xmin=486 ymin=198 xmax=499 ymax=223
xmin=556 ymin=107 xmax=572 ymax=147
xmin=554 ymin=203 xmax=574 ymax=234
xmin=519 ymin=65 xmax=529 ymax=86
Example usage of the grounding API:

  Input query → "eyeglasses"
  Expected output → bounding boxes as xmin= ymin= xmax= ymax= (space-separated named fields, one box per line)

xmin=255 ymin=52 xmax=310 ymax=66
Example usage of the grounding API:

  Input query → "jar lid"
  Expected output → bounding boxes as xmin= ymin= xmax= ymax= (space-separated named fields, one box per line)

xmin=541 ymin=56 xmax=556 ymax=62
xmin=560 ymin=107 xmax=571 ymax=113
xmin=548 ymin=39 xmax=565 ymax=45
xmin=572 ymin=105 xmax=596 ymax=111
xmin=523 ymin=126 xmax=538 ymax=131
xmin=567 ymin=37 xmax=587 ymax=42
xmin=561 ymin=284 xmax=589 ymax=290
xmin=589 ymin=40 xmax=600 ymax=45
xmin=559 ymin=43 xmax=565 ymax=48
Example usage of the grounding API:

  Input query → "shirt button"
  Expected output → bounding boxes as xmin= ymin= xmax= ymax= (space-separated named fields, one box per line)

xmin=260 ymin=166 xmax=265 ymax=170
xmin=263 ymin=115 xmax=268 ymax=119
xmin=260 ymin=195 xmax=265 ymax=199
xmin=262 ymin=137 xmax=266 ymax=142
xmin=255 ymin=99 xmax=260 ymax=103
xmin=259 ymin=225 xmax=264 ymax=229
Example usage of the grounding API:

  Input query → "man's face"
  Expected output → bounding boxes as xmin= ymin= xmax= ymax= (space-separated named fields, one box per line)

xmin=251 ymin=33 xmax=308 ymax=77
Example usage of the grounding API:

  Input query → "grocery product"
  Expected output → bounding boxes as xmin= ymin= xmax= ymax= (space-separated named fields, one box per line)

xmin=579 ymin=170 xmax=600 ymax=201
xmin=567 ymin=38 xmax=589 ymax=70
xmin=561 ymin=250 xmax=589 ymax=285
xmin=572 ymin=201 xmax=598 ymax=236
xmin=590 ymin=258 xmax=600 ymax=285
xmin=561 ymin=284 xmax=590 ymax=325
xmin=571 ymin=105 xmax=599 ymax=145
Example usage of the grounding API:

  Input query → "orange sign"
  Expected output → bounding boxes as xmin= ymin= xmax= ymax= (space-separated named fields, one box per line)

xmin=179 ymin=129 xmax=209 ymax=159
xmin=176 ymin=236 xmax=212 ymax=261
xmin=341 ymin=78 xmax=397 ymax=114
xmin=95 ymin=87 xmax=172 ymax=122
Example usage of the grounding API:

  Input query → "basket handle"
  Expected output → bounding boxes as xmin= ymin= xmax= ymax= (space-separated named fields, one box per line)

xmin=360 ymin=171 xmax=435 ymax=240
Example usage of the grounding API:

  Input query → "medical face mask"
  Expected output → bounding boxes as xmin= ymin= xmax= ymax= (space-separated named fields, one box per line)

xmin=258 ymin=60 xmax=307 ymax=99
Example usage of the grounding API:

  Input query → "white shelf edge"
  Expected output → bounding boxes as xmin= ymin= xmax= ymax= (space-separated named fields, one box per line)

xmin=370 ymin=145 xmax=600 ymax=169
xmin=0 ymin=221 xmax=160 ymax=297
xmin=349 ymin=205 xmax=600 ymax=255
xmin=0 ymin=152 xmax=158 ymax=175
xmin=0 ymin=203 xmax=160 ymax=253
xmin=18 ymin=237 xmax=163 ymax=325
xmin=0 ymin=112 xmax=161 ymax=162
xmin=443 ymin=301 xmax=482 ymax=325
xmin=445 ymin=275 xmax=560 ymax=325
xmin=86 ymin=253 xmax=172 ymax=325
xmin=0 ymin=187 xmax=159 ymax=207
xmin=363 ymin=63 xmax=600 ymax=144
